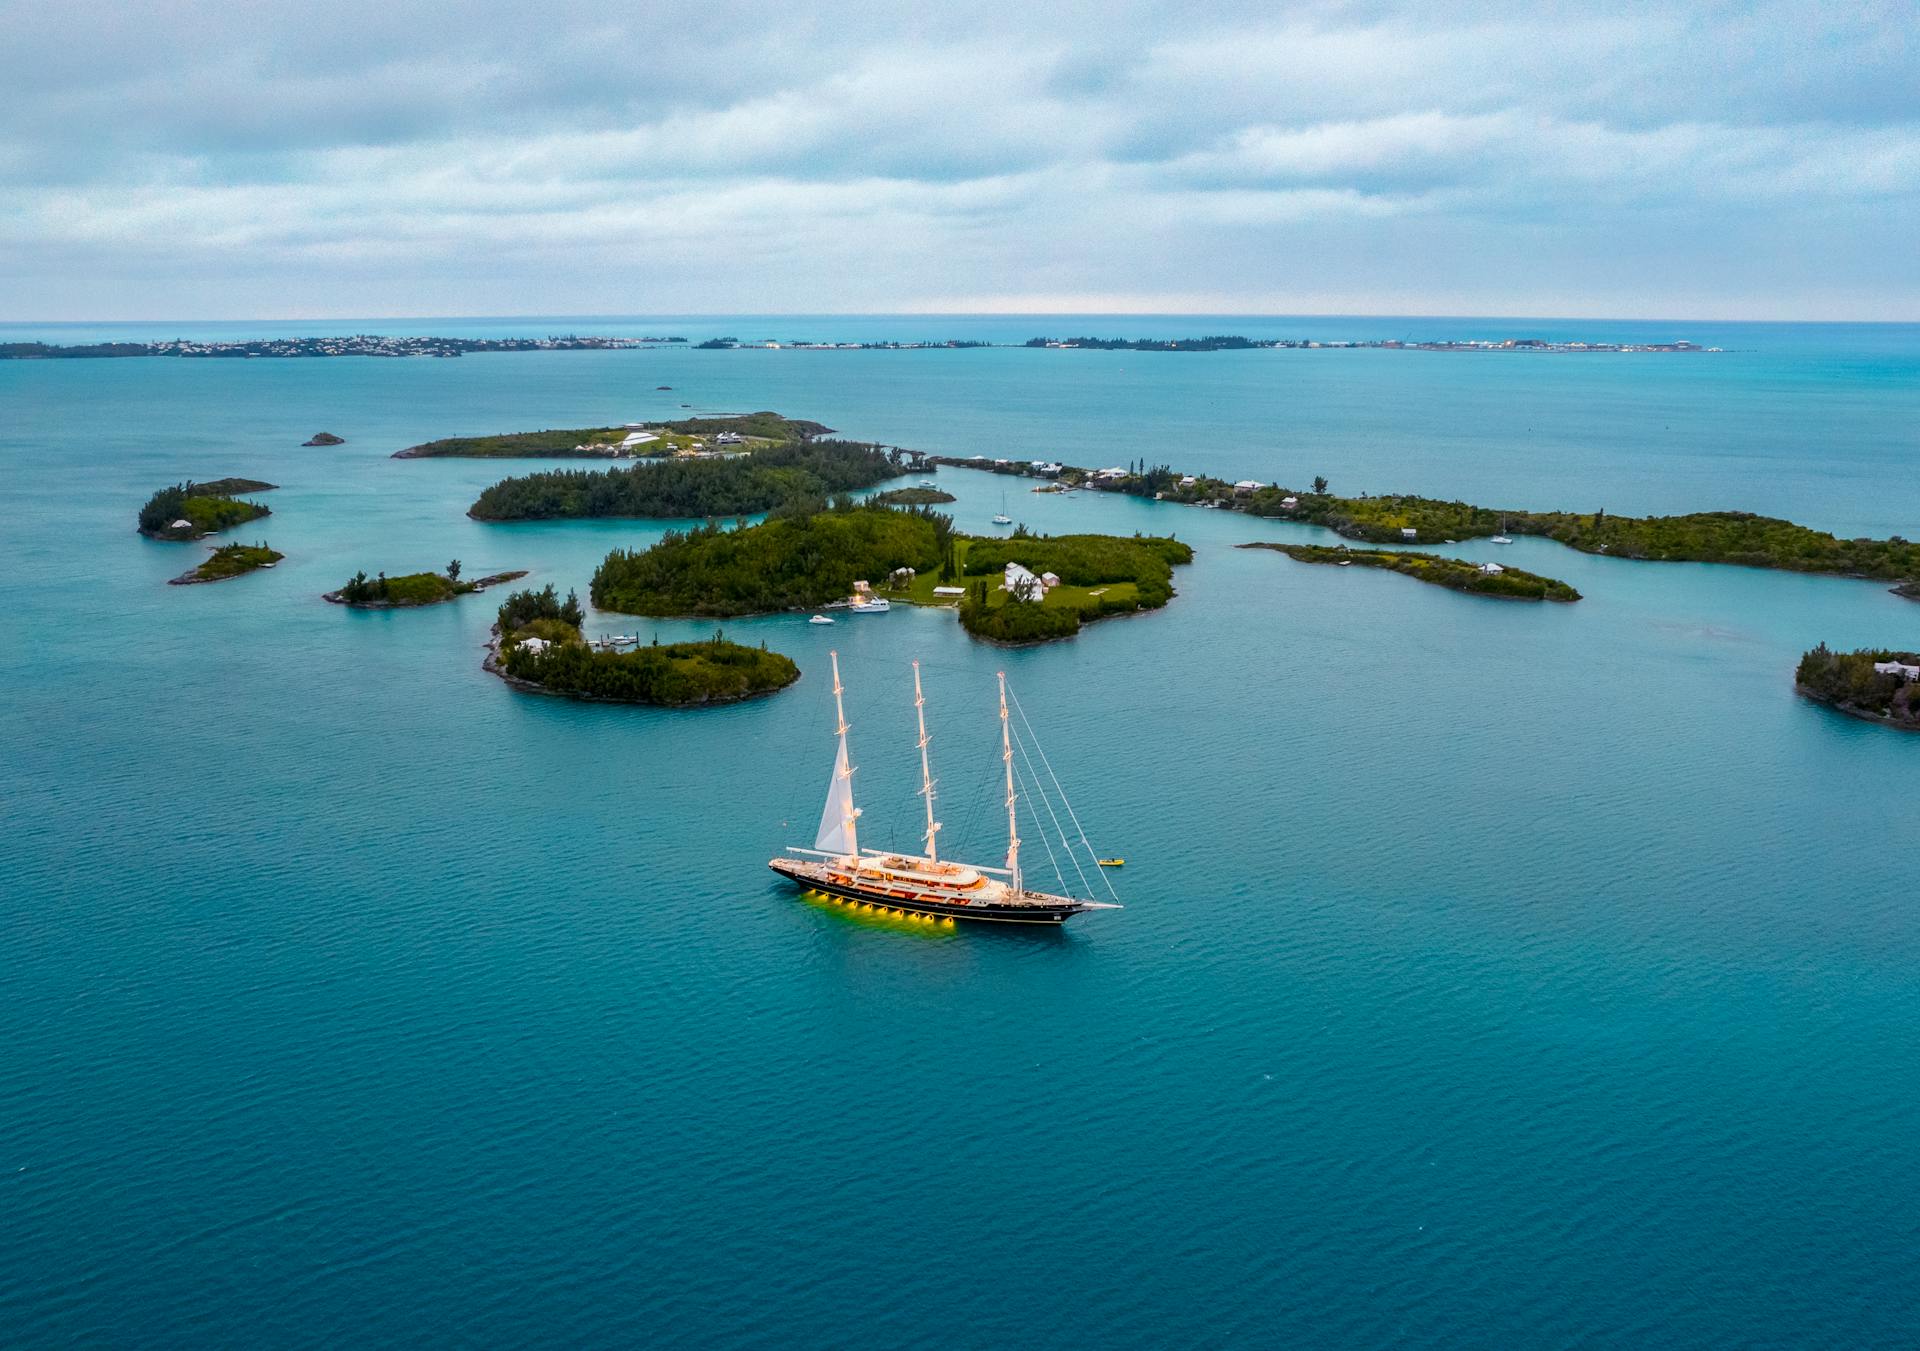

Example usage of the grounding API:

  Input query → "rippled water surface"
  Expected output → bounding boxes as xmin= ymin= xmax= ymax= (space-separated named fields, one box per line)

xmin=3 ymin=317 xmax=1918 ymax=1347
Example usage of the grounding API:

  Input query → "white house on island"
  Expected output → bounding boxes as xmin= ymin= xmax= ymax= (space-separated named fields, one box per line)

xmin=1873 ymin=660 xmax=1920 ymax=680
xmin=1003 ymin=561 xmax=1045 ymax=602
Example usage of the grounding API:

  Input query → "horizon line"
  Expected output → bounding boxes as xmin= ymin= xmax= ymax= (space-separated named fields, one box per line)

xmin=7 ymin=309 xmax=1919 ymax=328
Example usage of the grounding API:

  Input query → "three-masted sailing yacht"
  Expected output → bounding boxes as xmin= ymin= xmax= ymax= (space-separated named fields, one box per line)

xmin=768 ymin=654 xmax=1121 ymax=926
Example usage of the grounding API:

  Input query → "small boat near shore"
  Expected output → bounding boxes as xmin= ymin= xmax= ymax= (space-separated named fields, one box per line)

xmin=847 ymin=596 xmax=890 ymax=613
xmin=1491 ymin=535 xmax=1514 ymax=544
xmin=810 ymin=614 xmax=835 ymax=625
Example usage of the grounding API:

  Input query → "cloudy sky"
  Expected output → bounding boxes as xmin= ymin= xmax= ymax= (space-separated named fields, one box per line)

xmin=4 ymin=0 xmax=1917 ymax=320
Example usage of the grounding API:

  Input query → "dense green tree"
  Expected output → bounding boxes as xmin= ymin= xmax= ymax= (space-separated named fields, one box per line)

xmin=591 ymin=504 xmax=944 ymax=616
xmin=138 ymin=482 xmax=271 ymax=538
xmin=498 ymin=583 xmax=581 ymax=633
xmin=469 ymin=441 xmax=903 ymax=521
xmin=1796 ymin=644 xmax=1920 ymax=726
xmin=500 ymin=635 xmax=799 ymax=705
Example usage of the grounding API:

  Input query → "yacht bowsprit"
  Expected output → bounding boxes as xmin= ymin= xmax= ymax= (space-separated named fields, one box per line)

xmin=769 ymin=654 xmax=1121 ymax=926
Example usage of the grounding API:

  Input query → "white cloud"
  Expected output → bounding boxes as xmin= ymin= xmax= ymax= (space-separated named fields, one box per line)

xmin=0 ymin=1 xmax=1916 ymax=318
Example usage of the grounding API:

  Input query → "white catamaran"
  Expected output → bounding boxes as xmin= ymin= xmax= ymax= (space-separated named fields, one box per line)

xmin=768 ymin=654 xmax=1121 ymax=925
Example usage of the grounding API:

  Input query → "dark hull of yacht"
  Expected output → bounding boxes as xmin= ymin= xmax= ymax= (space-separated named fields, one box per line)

xmin=768 ymin=858 xmax=1097 ymax=925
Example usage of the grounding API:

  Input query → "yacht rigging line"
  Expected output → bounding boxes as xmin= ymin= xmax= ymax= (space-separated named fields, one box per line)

xmin=1010 ymin=749 xmax=1070 ymax=898
xmin=1007 ymin=686 xmax=1123 ymax=904
xmin=1010 ymin=716 xmax=1095 ymax=902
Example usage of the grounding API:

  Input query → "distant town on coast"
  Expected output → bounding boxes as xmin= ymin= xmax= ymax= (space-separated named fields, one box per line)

xmin=3 ymin=332 xmax=1720 ymax=359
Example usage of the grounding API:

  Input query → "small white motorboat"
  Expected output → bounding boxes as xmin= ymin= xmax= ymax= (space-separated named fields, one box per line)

xmin=810 ymin=614 xmax=835 ymax=625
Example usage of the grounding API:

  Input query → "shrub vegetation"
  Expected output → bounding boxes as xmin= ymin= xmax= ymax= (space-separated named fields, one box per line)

xmin=331 ymin=566 xmax=526 ymax=607
xmin=139 ymin=482 xmax=273 ymax=539
xmin=587 ymin=504 xmax=1189 ymax=643
xmin=1795 ymin=644 xmax=1920 ymax=729
xmin=591 ymin=504 xmax=946 ymax=615
xmin=1243 ymin=542 xmax=1581 ymax=600
xmin=500 ymin=631 xmax=800 ymax=705
xmin=173 ymin=542 xmax=282 ymax=583
xmin=497 ymin=584 xmax=586 ymax=633
xmin=399 ymin=412 xmax=829 ymax=458
xmin=469 ymin=441 xmax=904 ymax=520
xmin=942 ymin=456 xmax=1920 ymax=586
xmin=956 ymin=532 xmax=1191 ymax=642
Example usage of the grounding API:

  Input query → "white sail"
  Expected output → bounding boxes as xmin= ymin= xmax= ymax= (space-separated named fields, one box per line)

xmin=815 ymin=738 xmax=857 ymax=855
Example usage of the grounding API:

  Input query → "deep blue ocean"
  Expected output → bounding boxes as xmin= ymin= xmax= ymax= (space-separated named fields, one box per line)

xmin=3 ymin=316 xmax=1917 ymax=1347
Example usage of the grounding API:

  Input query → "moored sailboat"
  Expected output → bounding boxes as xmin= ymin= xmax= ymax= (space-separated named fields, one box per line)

xmin=768 ymin=654 xmax=1120 ymax=926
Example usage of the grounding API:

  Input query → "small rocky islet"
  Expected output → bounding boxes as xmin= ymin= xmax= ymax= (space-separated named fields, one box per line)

xmin=394 ymin=411 xmax=831 ymax=460
xmin=170 ymin=542 xmax=283 ymax=585
xmin=324 ymin=566 xmax=528 ymax=608
xmin=1241 ymin=542 xmax=1581 ymax=601
xmin=870 ymin=486 xmax=957 ymax=505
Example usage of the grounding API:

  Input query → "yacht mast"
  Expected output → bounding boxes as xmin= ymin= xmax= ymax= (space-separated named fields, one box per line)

xmin=998 ymin=671 xmax=1021 ymax=895
xmin=831 ymin=650 xmax=859 ymax=858
xmin=912 ymin=661 xmax=940 ymax=862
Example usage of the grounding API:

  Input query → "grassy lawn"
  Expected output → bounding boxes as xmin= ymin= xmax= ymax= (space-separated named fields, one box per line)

xmin=176 ymin=542 xmax=282 ymax=583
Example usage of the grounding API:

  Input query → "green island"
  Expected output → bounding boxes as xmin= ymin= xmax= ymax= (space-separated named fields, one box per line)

xmin=589 ymin=502 xmax=1190 ymax=644
xmin=1795 ymin=644 xmax=1920 ymax=732
xmin=303 ymin=432 xmax=345 ymax=446
xmin=138 ymin=480 xmax=276 ymax=540
xmin=1241 ymin=542 xmax=1581 ymax=601
xmin=395 ymin=411 xmax=830 ymax=458
xmin=324 ymin=560 xmax=529 ymax=608
xmin=949 ymin=532 xmax=1191 ymax=642
xmin=870 ymin=486 xmax=956 ymax=505
xmin=934 ymin=457 xmax=1920 ymax=587
xmin=593 ymin=504 xmax=942 ymax=614
xmin=170 ymin=542 xmax=283 ymax=585
xmin=468 ymin=439 xmax=906 ymax=520
xmin=487 ymin=584 xmax=799 ymax=706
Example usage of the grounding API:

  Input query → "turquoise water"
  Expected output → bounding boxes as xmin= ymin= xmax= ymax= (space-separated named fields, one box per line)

xmin=3 ymin=319 xmax=1917 ymax=1346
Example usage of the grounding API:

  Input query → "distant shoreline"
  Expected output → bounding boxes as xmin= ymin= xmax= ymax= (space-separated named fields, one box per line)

xmin=2 ymin=336 xmax=681 ymax=360
xmin=690 ymin=334 xmax=1723 ymax=354
xmin=7 ymin=333 xmax=1723 ymax=359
